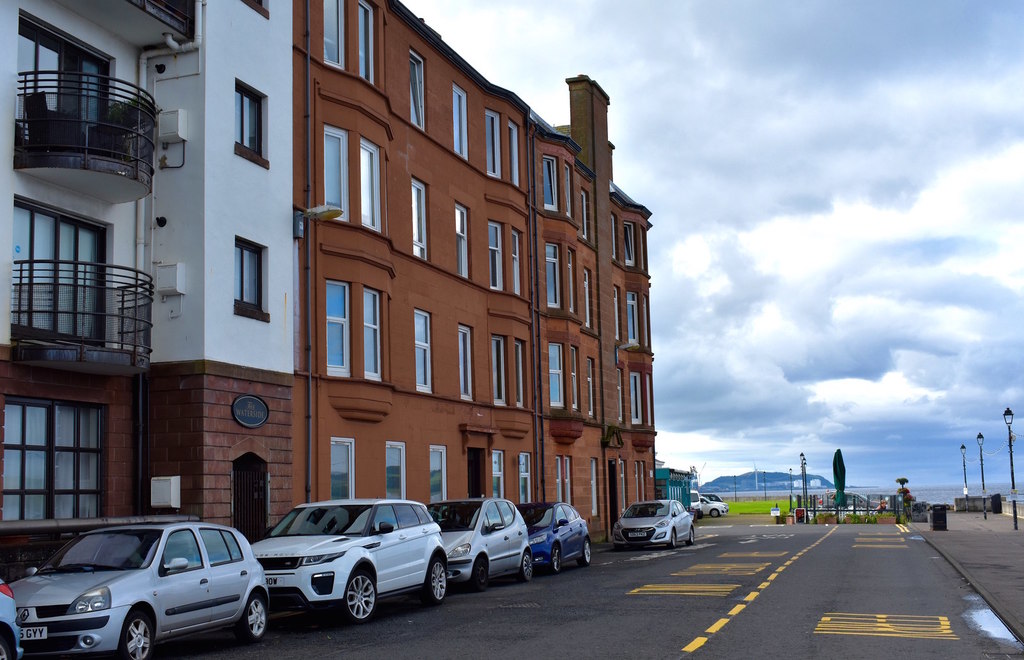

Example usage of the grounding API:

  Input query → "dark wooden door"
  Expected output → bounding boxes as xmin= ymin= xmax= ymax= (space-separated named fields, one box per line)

xmin=232 ymin=453 xmax=267 ymax=543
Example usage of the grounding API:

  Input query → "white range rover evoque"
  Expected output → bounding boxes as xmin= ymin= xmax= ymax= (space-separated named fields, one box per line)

xmin=251 ymin=499 xmax=447 ymax=623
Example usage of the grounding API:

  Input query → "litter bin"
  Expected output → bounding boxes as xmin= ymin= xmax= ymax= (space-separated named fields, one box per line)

xmin=930 ymin=504 xmax=947 ymax=531
xmin=991 ymin=494 xmax=1002 ymax=514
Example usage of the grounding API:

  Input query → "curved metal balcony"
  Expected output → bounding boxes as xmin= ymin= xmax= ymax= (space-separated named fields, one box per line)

xmin=11 ymin=260 xmax=154 ymax=374
xmin=14 ymin=71 xmax=157 ymax=203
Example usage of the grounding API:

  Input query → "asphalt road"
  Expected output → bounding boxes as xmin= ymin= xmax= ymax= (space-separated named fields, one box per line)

xmin=163 ymin=521 xmax=1024 ymax=659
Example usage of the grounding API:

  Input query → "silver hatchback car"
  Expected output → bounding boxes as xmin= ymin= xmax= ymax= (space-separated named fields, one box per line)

xmin=12 ymin=522 xmax=267 ymax=660
xmin=612 ymin=500 xmax=695 ymax=549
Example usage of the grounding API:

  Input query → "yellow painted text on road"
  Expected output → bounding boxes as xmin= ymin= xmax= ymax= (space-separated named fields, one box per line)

xmin=630 ymin=584 xmax=739 ymax=597
xmin=718 ymin=551 xmax=789 ymax=558
xmin=673 ymin=563 xmax=772 ymax=576
xmin=814 ymin=613 xmax=957 ymax=640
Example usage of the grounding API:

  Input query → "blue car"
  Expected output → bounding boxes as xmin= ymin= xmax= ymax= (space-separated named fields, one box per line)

xmin=517 ymin=503 xmax=591 ymax=574
xmin=0 ymin=577 xmax=23 ymax=660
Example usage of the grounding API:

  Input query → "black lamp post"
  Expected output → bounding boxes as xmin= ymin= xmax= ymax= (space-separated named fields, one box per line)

xmin=789 ymin=468 xmax=794 ymax=511
xmin=960 ymin=443 xmax=968 ymax=512
xmin=978 ymin=432 xmax=987 ymax=520
xmin=1004 ymin=407 xmax=1018 ymax=531
xmin=800 ymin=453 xmax=808 ymax=522
xmin=763 ymin=471 xmax=768 ymax=501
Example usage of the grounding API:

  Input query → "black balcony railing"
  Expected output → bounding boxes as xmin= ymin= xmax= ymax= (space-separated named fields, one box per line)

xmin=11 ymin=260 xmax=154 ymax=369
xmin=15 ymin=70 xmax=157 ymax=191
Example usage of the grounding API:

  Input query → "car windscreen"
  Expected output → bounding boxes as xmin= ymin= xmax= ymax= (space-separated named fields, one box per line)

xmin=268 ymin=504 xmax=373 ymax=537
xmin=518 ymin=504 xmax=554 ymax=527
xmin=427 ymin=502 xmax=482 ymax=532
xmin=41 ymin=529 xmax=163 ymax=572
xmin=623 ymin=502 xmax=669 ymax=518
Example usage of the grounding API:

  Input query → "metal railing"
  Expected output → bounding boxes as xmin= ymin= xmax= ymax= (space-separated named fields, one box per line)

xmin=15 ymin=70 xmax=157 ymax=181
xmin=11 ymin=259 xmax=154 ymax=359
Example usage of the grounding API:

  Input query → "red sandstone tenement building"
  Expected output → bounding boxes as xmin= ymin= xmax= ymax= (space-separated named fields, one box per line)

xmin=292 ymin=1 xmax=655 ymax=540
xmin=0 ymin=0 xmax=653 ymax=548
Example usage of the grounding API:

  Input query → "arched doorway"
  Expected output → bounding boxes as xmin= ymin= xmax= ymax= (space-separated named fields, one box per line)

xmin=232 ymin=452 xmax=268 ymax=543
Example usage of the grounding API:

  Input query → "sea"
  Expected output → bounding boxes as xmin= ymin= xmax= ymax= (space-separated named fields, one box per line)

xmin=713 ymin=482 xmax=1015 ymax=505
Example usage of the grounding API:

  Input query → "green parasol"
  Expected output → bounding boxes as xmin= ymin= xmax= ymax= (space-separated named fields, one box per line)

xmin=832 ymin=449 xmax=847 ymax=508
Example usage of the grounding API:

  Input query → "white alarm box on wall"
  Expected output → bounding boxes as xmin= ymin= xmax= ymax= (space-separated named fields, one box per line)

xmin=151 ymin=475 xmax=181 ymax=509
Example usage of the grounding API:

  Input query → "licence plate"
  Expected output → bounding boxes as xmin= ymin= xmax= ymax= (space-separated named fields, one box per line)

xmin=627 ymin=531 xmax=647 ymax=538
xmin=21 ymin=626 xmax=47 ymax=640
xmin=266 ymin=577 xmax=278 ymax=586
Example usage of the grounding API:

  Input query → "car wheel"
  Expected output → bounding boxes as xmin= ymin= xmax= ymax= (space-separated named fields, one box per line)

xmin=470 ymin=555 xmax=490 ymax=592
xmin=342 ymin=569 xmax=377 ymax=623
xmin=0 ymin=634 xmax=12 ymax=660
xmin=117 ymin=608 xmax=154 ymax=660
xmin=685 ymin=526 xmax=695 ymax=546
xmin=577 ymin=537 xmax=592 ymax=567
xmin=667 ymin=528 xmax=677 ymax=549
xmin=550 ymin=543 xmax=562 ymax=574
xmin=420 ymin=555 xmax=447 ymax=605
xmin=710 ymin=508 xmax=721 ymax=518
xmin=517 ymin=550 xmax=533 ymax=582
xmin=233 ymin=590 xmax=268 ymax=643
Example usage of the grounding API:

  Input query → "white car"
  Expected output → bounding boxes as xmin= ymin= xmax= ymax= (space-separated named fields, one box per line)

xmin=252 ymin=499 xmax=447 ymax=623
xmin=612 ymin=500 xmax=695 ymax=549
xmin=0 ymin=577 xmax=22 ymax=660
xmin=699 ymin=496 xmax=729 ymax=517
xmin=426 ymin=499 xmax=533 ymax=591
xmin=12 ymin=522 xmax=267 ymax=660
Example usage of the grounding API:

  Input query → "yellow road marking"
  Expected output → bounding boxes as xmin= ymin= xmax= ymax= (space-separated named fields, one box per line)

xmin=674 ymin=563 xmax=772 ymax=576
xmin=719 ymin=551 xmax=789 ymax=557
xmin=682 ymin=637 xmax=707 ymax=652
xmin=705 ymin=618 xmax=730 ymax=634
xmin=630 ymin=584 xmax=739 ymax=596
xmin=853 ymin=545 xmax=908 ymax=549
xmin=744 ymin=591 xmax=760 ymax=602
xmin=728 ymin=604 xmax=746 ymax=616
xmin=855 ymin=536 xmax=904 ymax=542
xmin=814 ymin=613 xmax=957 ymax=640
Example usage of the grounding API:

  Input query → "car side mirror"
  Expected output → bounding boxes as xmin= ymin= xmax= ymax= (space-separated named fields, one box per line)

xmin=24 ymin=567 xmax=38 ymax=577
xmin=377 ymin=521 xmax=395 ymax=534
xmin=164 ymin=557 xmax=189 ymax=574
xmin=556 ymin=518 xmax=569 ymax=528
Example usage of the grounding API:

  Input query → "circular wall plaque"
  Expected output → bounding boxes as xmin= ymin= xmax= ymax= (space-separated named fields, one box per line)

xmin=232 ymin=395 xmax=269 ymax=428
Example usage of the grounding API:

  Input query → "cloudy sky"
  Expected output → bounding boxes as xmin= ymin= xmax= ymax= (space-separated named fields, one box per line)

xmin=402 ymin=1 xmax=1024 ymax=489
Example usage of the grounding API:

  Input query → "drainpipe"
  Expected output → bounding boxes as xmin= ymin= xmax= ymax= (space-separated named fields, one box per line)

xmin=304 ymin=0 xmax=314 ymax=502
xmin=526 ymin=117 xmax=545 ymax=501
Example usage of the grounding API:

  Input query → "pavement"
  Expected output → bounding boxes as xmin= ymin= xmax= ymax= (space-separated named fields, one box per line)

xmin=912 ymin=506 xmax=1024 ymax=645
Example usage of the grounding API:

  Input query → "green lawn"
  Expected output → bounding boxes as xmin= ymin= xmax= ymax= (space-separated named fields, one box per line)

xmin=725 ymin=501 xmax=789 ymax=515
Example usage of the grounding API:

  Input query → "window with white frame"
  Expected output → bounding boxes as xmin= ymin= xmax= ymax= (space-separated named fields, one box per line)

xmin=626 ymin=292 xmax=639 ymax=343
xmin=429 ymin=445 xmax=447 ymax=502
xmin=414 ymin=309 xmax=431 ymax=392
xmin=485 ymin=110 xmax=501 ymax=177
xmin=564 ymin=164 xmax=572 ymax=216
xmin=514 ymin=339 xmax=525 ymax=407
xmin=458 ymin=325 xmax=472 ymax=399
xmin=359 ymin=138 xmax=380 ymax=231
xmin=357 ymin=0 xmax=373 ymax=82
xmin=570 ymin=346 xmax=579 ymax=411
xmin=616 ymin=368 xmax=623 ymax=421
xmin=548 ymin=343 xmax=564 ymax=408
xmin=613 ymin=286 xmax=621 ymax=340
xmin=455 ymin=204 xmax=468 ymax=278
xmin=510 ymin=229 xmax=521 ymax=295
xmin=640 ymin=461 xmax=646 ymax=499
xmin=630 ymin=372 xmax=642 ymax=423
xmin=542 ymin=156 xmax=558 ymax=210
xmin=567 ymin=249 xmax=575 ymax=313
xmin=519 ymin=453 xmax=531 ymax=503
xmin=586 ymin=357 xmax=595 ymax=417
xmin=635 ymin=461 xmax=642 ymax=501
xmin=508 ymin=121 xmax=520 ymax=185
xmin=583 ymin=269 xmax=592 ymax=328
xmin=545 ymin=243 xmax=560 ymax=308
xmin=411 ymin=179 xmax=427 ymax=259
xmin=324 ymin=0 xmax=344 ymax=66
xmin=326 ymin=281 xmax=350 ymax=376
xmin=491 ymin=450 xmax=504 ymax=497
xmin=643 ymin=294 xmax=651 ymax=348
xmin=452 ymin=84 xmax=467 ymax=158
xmin=590 ymin=458 xmax=598 ymax=516
xmin=330 ymin=437 xmax=354 ymax=499
xmin=624 ymin=221 xmax=636 ymax=266
xmin=324 ymin=126 xmax=349 ymax=221
xmin=488 ymin=222 xmax=503 ymax=290
xmin=363 ymin=288 xmax=381 ymax=379
xmin=555 ymin=456 xmax=564 ymax=502
xmin=619 ymin=458 xmax=627 ymax=510
xmin=410 ymin=51 xmax=424 ymax=128
xmin=385 ymin=441 xmax=405 ymax=498
xmin=645 ymin=373 xmax=653 ymax=425
xmin=562 ymin=456 xmax=572 ymax=505
xmin=491 ymin=335 xmax=506 ymax=405
xmin=580 ymin=189 xmax=591 ymax=240
xmin=610 ymin=214 xmax=618 ymax=260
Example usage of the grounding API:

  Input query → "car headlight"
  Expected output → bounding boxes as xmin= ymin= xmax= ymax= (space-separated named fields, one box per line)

xmin=70 ymin=587 xmax=110 ymax=614
xmin=448 ymin=543 xmax=472 ymax=559
xmin=300 ymin=551 xmax=346 ymax=566
xmin=529 ymin=535 xmax=546 ymax=545
xmin=655 ymin=520 xmax=669 ymax=528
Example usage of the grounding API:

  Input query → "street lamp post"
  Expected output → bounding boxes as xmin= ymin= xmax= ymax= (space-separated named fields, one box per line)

xmin=1004 ymin=408 xmax=1018 ymax=531
xmin=789 ymin=468 xmax=794 ymax=511
xmin=800 ymin=453 xmax=808 ymax=522
xmin=763 ymin=471 xmax=768 ymax=501
xmin=978 ymin=433 xmax=987 ymax=520
xmin=960 ymin=444 xmax=968 ymax=512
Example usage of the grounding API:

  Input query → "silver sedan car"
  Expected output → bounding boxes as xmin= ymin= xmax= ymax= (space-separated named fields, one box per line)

xmin=12 ymin=522 xmax=267 ymax=660
xmin=612 ymin=500 xmax=695 ymax=549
